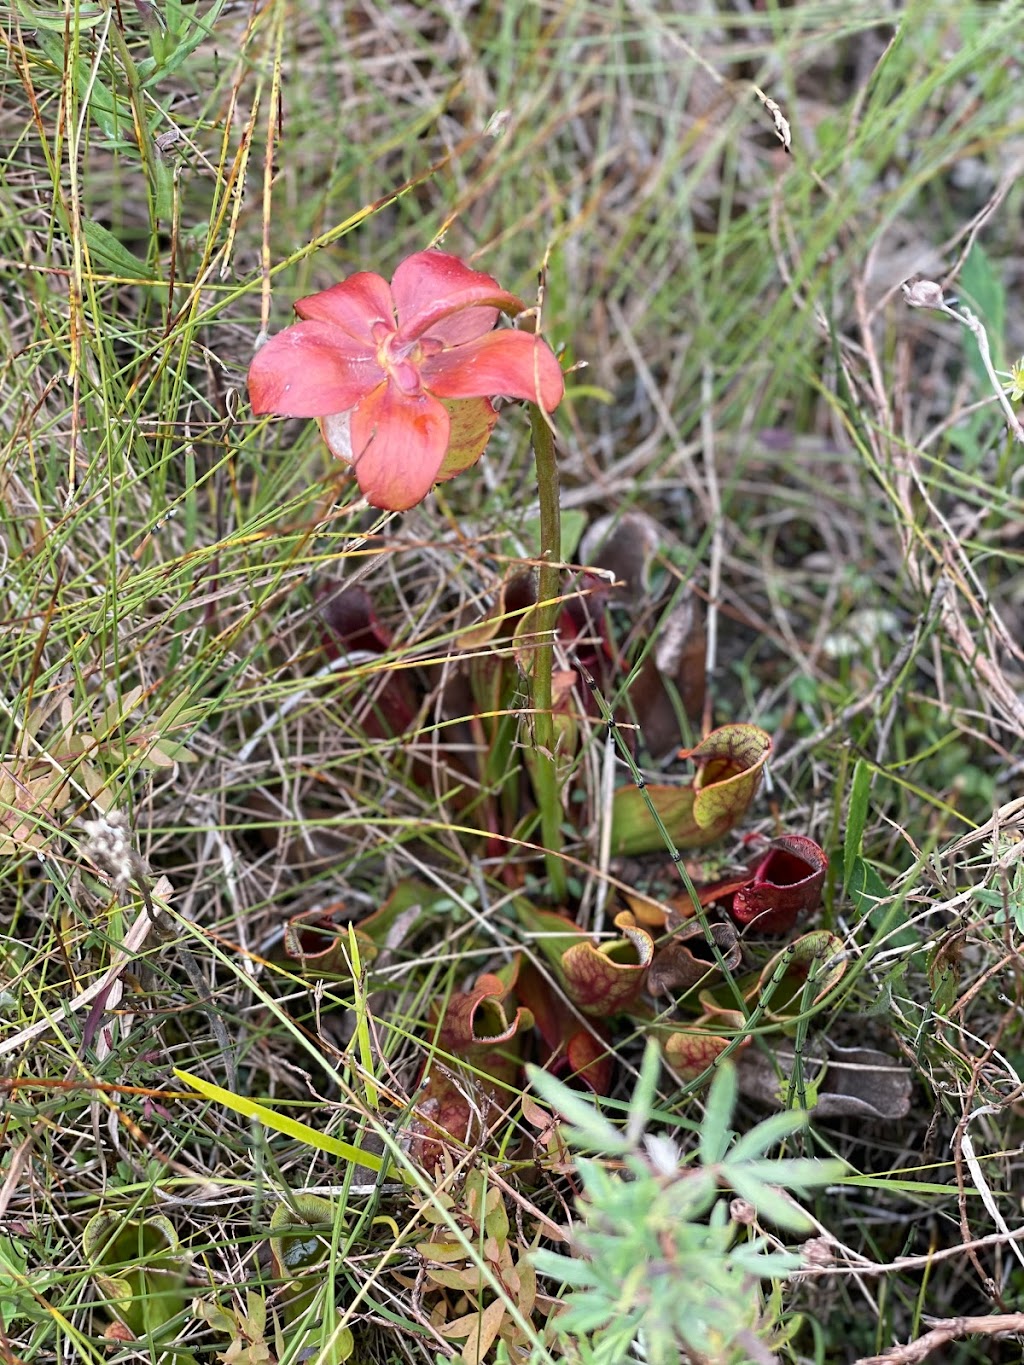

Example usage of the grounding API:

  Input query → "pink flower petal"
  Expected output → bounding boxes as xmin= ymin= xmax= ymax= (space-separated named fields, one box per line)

xmin=349 ymin=382 xmax=450 ymax=510
xmin=418 ymin=306 xmax=501 ymax=348
xmin=293 ymin=271 xmax=394 ymax=346
xmin=422 ymin=330 xmax=564 ymax=411
xmin=248 ymin=322 xmax=383 ymax=417
xmin=392 ymin=250 xmax=524 ymax=346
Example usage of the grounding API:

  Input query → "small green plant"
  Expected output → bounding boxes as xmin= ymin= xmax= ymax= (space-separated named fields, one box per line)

xmin=82 ymin=1209 xmax=191 ymax=1347
xmin=971 ymin=836 xmax=1024 ymax=937
xmin=0 ymin=1236 xmax=50 ymax=1334
xmin=527 ymin=1042 xmax=844 ymax=1365
xmin=193 ymin=1287 xmax=354 ymax=1365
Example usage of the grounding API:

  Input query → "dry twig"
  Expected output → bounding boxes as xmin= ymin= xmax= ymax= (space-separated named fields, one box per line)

xmin=853 ymin=1312 xmax=1024 ymax=1365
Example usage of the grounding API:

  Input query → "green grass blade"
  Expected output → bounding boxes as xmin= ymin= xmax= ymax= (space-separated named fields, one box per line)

xmin=174 ymin=1069 xmax=387 ymax=1176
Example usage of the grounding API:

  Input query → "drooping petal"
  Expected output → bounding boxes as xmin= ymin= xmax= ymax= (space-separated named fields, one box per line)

xmin=392 ymin=250 xmax=524 ymax=345
xmin=293 ymin=271 xmax=394 ymax=345
xmin=319 ymin=409 xmax=352 ymax=462
xmin=422 ymin=329 xmax=564 ymax=411
xmin=434 ymin=397 xmax=499 ymax=482
xmin=248 ymin=322 xmax=383 ymax=417
xmin=349 ymin=381 xmax=450 ymax=510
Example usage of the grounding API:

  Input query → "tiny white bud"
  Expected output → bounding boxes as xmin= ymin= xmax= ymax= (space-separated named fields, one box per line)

xmin=485 ymin=109 xmax=511 ymax=138
xmin=800 ymin=1236 xmax=835 ymax=1267
xmin=901 ymin=277 xmax=945 ymax=309
xmin=730 ymin=1198 xmax=757 ymax=1226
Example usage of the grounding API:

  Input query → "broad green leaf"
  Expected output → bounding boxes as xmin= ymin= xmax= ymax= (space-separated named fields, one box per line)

xmin=725 ymin=1172 xmax=813 ymax=1232
xmin=960 ymin=242 xmax=1006 ymax=377
xmin=83 ymin=221 xmax=158 ymax=281
xmin=699 ymin=1058 xmax=737 ymax=1165
xmin=137 ymin=0 xmax=228 ymax=84
xmin=529 ymin=1251 xmax=601 ymax=1290
xmin=738 ymin=1157 xmax=847 ymax=1192
xmin=847 ymin=856 xmax=916 ymax=949
xmin=843 ymin=759 xmax=871 ymax=892
xmin=525 ymin=1065 xmax=626 ymax=1153
xmin=727 ymin=1108 xmax=810 ymax=1163
xmin=731 ymin=1244 xmax=800 ymax=1277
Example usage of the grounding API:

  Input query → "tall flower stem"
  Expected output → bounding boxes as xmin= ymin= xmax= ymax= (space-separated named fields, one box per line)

xmin=529 ymin=403 xmax=568 ymax=902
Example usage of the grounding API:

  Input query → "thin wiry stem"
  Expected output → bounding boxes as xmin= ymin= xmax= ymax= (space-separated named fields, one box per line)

xmin=528 ymin=404 xmax=567 ymax=902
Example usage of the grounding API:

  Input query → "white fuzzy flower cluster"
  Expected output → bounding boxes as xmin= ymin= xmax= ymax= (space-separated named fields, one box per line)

xmin=80 ymin=810 xmax=140 ymax=891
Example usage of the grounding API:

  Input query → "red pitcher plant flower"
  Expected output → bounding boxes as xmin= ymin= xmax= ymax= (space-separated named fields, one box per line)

xmin=248 ymin=249 xmax=564 ymax=510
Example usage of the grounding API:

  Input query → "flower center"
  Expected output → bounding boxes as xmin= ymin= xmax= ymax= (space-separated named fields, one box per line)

xmin=373 ymin=322 xmax=444 ymax=396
